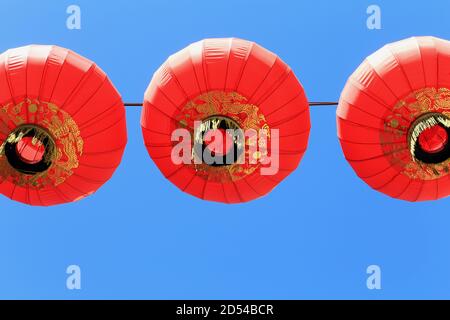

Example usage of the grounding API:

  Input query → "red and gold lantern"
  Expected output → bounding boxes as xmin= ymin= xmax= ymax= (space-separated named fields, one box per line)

xmin=142 ymin=38 xmax=310 ymax=203
xmin=0 ymin=45 xmax=127 ymax=206
xmin=338 ymin=36 xmax=450 ymax=201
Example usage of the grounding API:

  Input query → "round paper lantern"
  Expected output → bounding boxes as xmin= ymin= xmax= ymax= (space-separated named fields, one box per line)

xmin=142 ymin=38 xmax=310 ymax=203
xmin=0 ymin=45 xmax=127 ymax=206
xmin=337 ymin=36 xmax=450 ymax=202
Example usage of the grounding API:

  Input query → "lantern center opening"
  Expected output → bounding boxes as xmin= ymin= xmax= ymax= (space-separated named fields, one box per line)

xmin=203 ymin=128 xmax=235 ymax=156
xmin=408 ymin=113 xmax=450 ymax=164
xmin=194 ymin=116 xmax=244 ymax=167
xmin=16 ymin=136 xmax=46 ymax=164
xmin=3 ymin=125 xmax=56 ymax=175
xmin=418 ymin=125 xmax=448 ymax=154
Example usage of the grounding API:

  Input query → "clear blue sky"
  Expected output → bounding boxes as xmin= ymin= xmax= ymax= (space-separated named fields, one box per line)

xmin=0 ymin=0 xmax=449 ymax=299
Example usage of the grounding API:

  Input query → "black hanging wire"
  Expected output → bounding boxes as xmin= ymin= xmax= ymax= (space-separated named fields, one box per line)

xmin=124 ymin=102 xmax=339 ymax=107
xmin=309 ymin=102 xmax=338 ymax=106
xmin=124 ymin=103 xmax=144 ymax=107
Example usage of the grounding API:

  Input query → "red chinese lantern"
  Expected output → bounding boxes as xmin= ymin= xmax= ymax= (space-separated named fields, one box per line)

xmin=142 ymin=38 xmax=310 ymax=203
xmin=0 ymin=45 xmax=127 ymax=206
xmin=338 ymin=36 xmax=450 ymax=201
